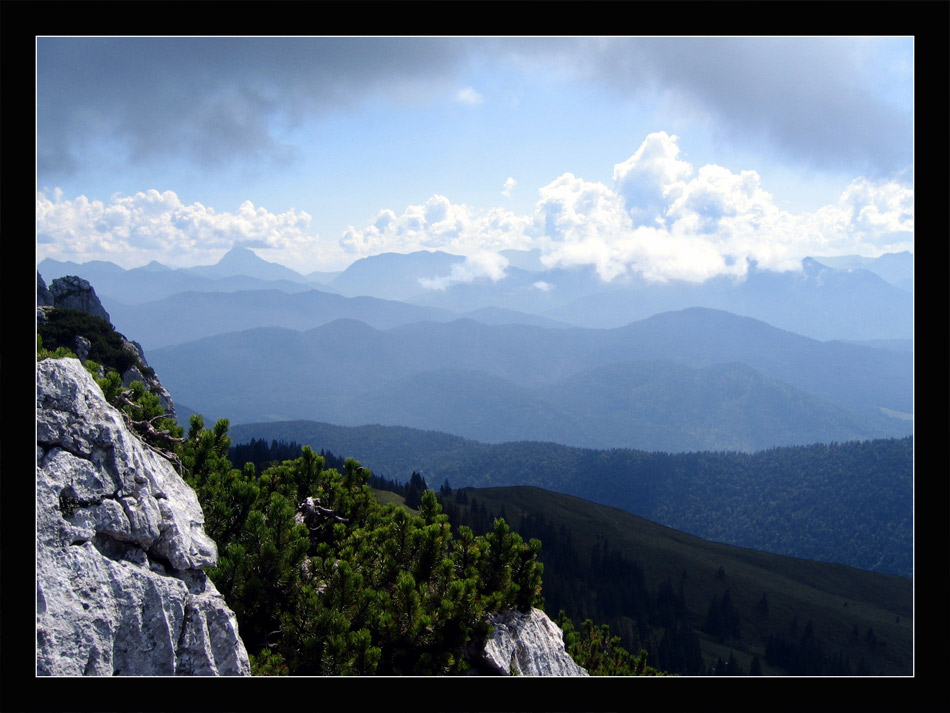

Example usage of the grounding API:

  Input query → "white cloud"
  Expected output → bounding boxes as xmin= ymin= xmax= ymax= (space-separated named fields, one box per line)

xmin=339 ymin=194 xmax=534 ymax=259
xmin=837 ymin=177 xmax=914 ymax=236
xmin=37 ymin=133 xmax=913 ymax=280
xmin=35 ymin=189 xmax=328 ymax=269
xmin=532 ymin=133 xmax=913 ymax=282
xmin=418 ymin=250 xmax=509 ymax=290
xmin=613 ymin=131 xmax=693 ymax=226
xmin=502 ymin=177 xmax=517 ymax=197
xmin=455 ymin=87 xmax=484 ymax=105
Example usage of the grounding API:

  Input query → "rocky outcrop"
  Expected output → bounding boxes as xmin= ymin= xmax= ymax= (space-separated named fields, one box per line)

xmin=475 ymin=608 xmax=588 ymax=676
xmin=36 ymin=357 xmax=250 ymax=676
xmin=118 ymin=338 xmax=177 ymax=418
xmin=47 ymin=274 xmax=111 ymax=322
xmin=37 ymin=270 xmax=54 ymax=306
xmin=37 ymin=272 xmax=177 ymax=420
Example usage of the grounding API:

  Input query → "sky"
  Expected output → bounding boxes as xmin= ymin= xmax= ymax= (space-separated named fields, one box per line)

xmin=35 ymin=36 xmax=914 ymax=283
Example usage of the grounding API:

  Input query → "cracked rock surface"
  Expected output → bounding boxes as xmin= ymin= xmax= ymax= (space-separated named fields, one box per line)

xmin=479 ymin=608 xmax=588 ymax=676
xmin=36 ymin=358 xmax=250 ymax=676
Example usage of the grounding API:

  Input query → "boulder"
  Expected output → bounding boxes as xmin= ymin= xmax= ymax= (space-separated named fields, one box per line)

xmin=476 ymin=608 xmax=588 ymax=676
xmin=36 ymin=357 xmax=250 ymax=675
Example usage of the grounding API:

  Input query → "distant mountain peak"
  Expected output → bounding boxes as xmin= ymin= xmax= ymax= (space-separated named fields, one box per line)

xmin=137 ymin=260 xmax=172 ymax=272
xmin=217 ymin=245 xmax=268 ymax=266
xmin=186 ymin=246 xmax=307 ymax=282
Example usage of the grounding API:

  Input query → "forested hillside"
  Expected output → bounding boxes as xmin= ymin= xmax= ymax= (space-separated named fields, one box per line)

xmin=230 ymin=422 xmax=913 ymax=577
xmin=222 ymin=438 xmax=912 ymax=676
xmin=36 ymin=277 xmax=914 ymax=679
xmin=437 ymin=485 xmax=911 ymax=675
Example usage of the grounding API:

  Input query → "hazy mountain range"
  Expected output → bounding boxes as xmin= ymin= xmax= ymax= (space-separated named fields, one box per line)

xmin=39 ymin=246 xmax=913 ymax=453
xmin=148 ymin=307 xmax=911 ymax=452
xmin=39 ymin=246 xmax=912 ymax=343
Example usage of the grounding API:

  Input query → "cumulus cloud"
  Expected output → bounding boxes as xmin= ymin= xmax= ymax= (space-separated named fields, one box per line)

xmin=332 ymin=132 xmax=912 ymax=284
xmin=533 ymin=133 xmax=913 ymax=282
xmin=502 ymin=177 xmax=517 ymax=197
xmin=35 ymin=189 xmax=330 ymax=269
xmin=37 ymin=133 xmax=913 ymax=281
xmin=339 ymin=194 xmax=534 ymax=259
xmin=531 ymin=172 xmax=637 ymax=281
xmin=612 ymin=131 xmax=693 ymax=226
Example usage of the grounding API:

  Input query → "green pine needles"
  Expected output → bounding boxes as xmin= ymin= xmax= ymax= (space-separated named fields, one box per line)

xmin=179 ymin=415 xmax=545 ymax=675
xmin=558 ymin=616 xmax=665 ymax=676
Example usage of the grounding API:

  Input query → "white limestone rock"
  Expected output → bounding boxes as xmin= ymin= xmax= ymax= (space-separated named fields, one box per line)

xmin=479 ymin=608 xmax=588 ymax=676
xmin=36 ymin=357 xmax=250 ymax=676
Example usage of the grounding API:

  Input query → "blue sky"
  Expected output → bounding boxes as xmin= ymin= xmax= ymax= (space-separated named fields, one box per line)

xmin=36 ymin=36 xmax=914 ymax=280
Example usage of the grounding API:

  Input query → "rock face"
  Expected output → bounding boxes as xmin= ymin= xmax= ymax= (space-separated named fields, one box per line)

xmin=477 ymin=608 xmax=588 ymax=676
xmin=37 ymin=270 xmax=54 ymax=306
xmin=47 ymin=274 xmax=111 ymax=322
xmin=36 ymin=357 xmax=250 ymax=676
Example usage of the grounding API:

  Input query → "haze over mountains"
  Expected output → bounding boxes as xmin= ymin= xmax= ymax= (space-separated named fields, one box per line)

xmin=39 ymin=245 xmax=912 ymax=343
xmin=38 ymin=245 xmax=913 ymax=453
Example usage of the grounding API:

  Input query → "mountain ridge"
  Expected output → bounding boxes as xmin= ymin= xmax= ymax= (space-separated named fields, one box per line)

xmin=150 ymin=307 xmax=912 ymax=451
xmin=38 ymin=249 xmax=913 ymax=341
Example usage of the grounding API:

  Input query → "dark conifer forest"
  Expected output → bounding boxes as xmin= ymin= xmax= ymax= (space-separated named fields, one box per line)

xmin=436 ymin=485 xmax=911 ymax=676
xmin=228 ymin=421 xmax=913 ymax=578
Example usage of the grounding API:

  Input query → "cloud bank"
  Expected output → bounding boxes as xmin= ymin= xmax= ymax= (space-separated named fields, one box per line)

xmin=36 ymin=189 xmax=325 ymax=269
xmin=535 ymin=133 xmax=912 ymax=282
xmin=37 ymin=134 xmax=913 ymax=280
